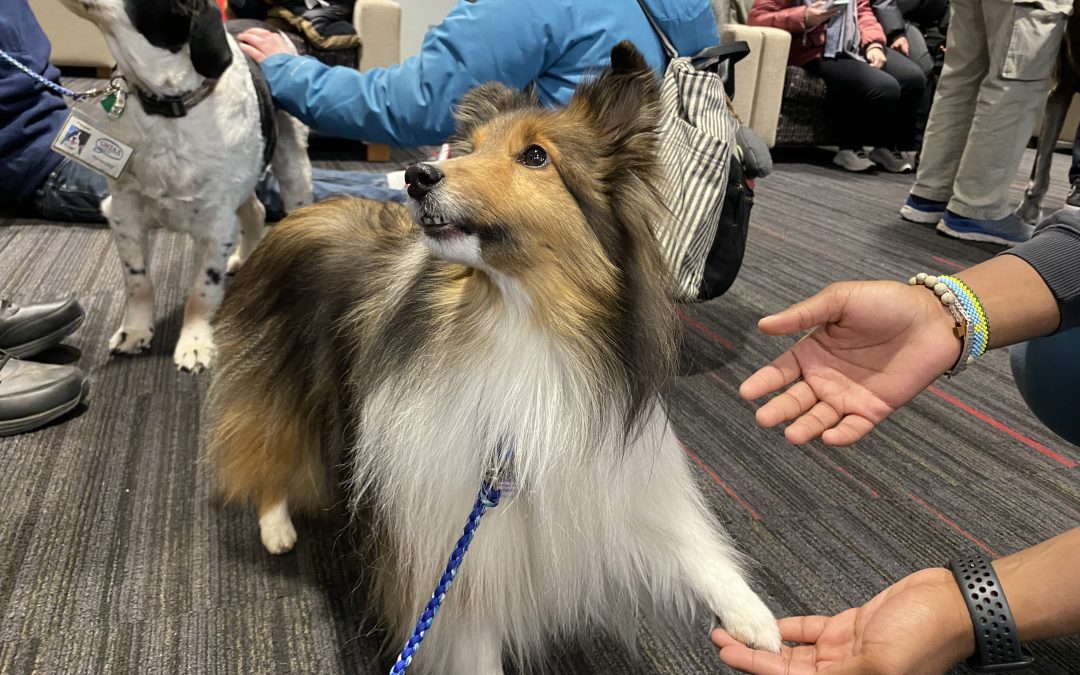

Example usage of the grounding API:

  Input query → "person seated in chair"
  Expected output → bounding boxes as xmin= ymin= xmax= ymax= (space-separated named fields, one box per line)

xmin=234 ymin=0 xmax=723 ymax=147
xmin=748 ymin=0 xmax=926 ymax=173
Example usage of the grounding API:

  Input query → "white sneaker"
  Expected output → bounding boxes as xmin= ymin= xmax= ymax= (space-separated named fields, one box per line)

xmin=833 ymin=149 xmax=875 ymax=172
xmin=869 ymin=147 xmax=914 ymax=173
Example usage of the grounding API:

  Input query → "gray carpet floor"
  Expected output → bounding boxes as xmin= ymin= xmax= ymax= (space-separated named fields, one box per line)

xmin=2 ymin=120 xmax=1078 ymax=673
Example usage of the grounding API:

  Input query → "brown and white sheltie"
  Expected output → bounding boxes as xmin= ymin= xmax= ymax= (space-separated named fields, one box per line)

xmin=205 ymin=41 xmax=780 ymax=674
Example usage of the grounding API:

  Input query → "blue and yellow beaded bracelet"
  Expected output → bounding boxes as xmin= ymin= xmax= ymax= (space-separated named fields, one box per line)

xmin=908 ymin=272 xmax=990 ymax=377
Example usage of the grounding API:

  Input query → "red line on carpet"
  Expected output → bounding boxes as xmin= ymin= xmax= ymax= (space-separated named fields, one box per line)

xmin=807 ymin=446 xmax=880 ymax=498
xmin=678 ymin=309 xmax=735 ymax=350
xmin=927 ymin=385 xmax=1077 ymax=469
xmin=931 ymin=255 xmax=965 ymax=271
xmin=683 ymin=445 xmax=762 ymax=521
xmin=907 ymin=491 xmax=1000 ymax=558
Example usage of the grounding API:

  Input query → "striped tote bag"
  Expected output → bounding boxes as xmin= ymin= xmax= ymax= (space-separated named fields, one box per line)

xmin=637 ymin=1 xmax=745 ymax=300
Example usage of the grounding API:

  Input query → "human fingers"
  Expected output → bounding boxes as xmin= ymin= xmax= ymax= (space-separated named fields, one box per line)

xmin=238 ymin=42 xmax=266 ymax=63
xmin=755 ymin=380 xmax=819 ymax=428
xmin=778 ymin=615 xmax=831 ymax=643
xmin=821 ymin=413 xmax=879 ymax=446
xmin=784 ymin=400 xmax=842 ymax=444
xmin=740 ymin=350 xmax=804 ymax=402
xmin=717 ymin=641 xmax=818 ymax=675
xmin=758 ymin=285 xmax=849 ymax=337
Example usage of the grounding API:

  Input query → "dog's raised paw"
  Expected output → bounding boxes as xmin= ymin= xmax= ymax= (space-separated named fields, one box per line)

xmin=109 ymin=327 xmax=154 ymax=355
xmin=716 ymin=605 xmax=782 ymax=654
xmin=173 ymin=323 xmax=216 ymax=372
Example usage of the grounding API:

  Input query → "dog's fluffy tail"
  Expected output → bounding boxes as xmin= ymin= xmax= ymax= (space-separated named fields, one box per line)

xmin=204 ymin=204 xmax=345 ymax=515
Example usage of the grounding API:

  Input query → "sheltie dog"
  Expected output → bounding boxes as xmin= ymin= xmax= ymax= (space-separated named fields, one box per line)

xmin=206 ymin=42 xmax=780 ymax=674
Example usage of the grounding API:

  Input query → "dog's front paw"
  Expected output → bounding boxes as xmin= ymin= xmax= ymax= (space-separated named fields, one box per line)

xmin=173 ymin=322 xmax=216 ymax=372
xmin=226 ymin=252 xmax=244 ymax=276
xmin=260 ymin=518 xmax=298 ymax=555
xmin=716 ymin=601 xmax=782 ymax=654
xmin=109 ymin=326 xmax=154 ymax=355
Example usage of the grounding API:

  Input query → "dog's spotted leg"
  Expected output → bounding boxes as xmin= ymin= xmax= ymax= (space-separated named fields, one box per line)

xmin=227 ymin=195 xmax=265 ymax=275
xmin=272 ymin=111 xmax=314 ymax=213
xmin=258 ymin=499 xmax=296 ymax=555
xmin=174 ymin=225 xmax=230 ymax=372
xmin=105 ymin=196 xmax=156 ymax=355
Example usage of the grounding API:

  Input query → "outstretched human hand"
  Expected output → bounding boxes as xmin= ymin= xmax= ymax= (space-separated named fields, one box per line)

xmin=712 ymin=568 xmax=974 ymax=674
xmin=740 ymin=281 xmax=960 ymax=445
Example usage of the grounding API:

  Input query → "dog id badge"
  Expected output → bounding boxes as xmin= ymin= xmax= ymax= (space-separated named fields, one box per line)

xmin=50 ymin=112 xmax=133 ymax=179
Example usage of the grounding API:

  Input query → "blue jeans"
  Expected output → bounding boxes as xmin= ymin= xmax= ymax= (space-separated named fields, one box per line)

xmin=1010 ymin=328 xmax=1080 ymax=447
xmin=33 ymin=158 xmax=404 ymax=224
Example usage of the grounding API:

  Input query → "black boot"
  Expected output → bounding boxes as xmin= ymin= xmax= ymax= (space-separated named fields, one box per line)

xmin=0 ymin=351 xmax=88 ymax=437
xmin=0 ymin=298 xmax=85 ymax=358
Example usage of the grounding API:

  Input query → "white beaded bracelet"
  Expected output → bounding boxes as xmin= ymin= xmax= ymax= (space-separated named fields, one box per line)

xmin=908 ymin=273 xmax=975 ymax=378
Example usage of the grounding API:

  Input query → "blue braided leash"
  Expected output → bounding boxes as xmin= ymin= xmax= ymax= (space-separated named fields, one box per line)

xmin=0 ymin=48 xmax=113 ymax=101
xmin=388 ymin=454 xmax=512 ymax=674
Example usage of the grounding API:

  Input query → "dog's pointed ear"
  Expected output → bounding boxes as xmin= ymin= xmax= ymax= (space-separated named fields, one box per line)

xmin=568 ymin=41 xmax=661 ymax=157
xmin=189 ymin=0 xmax=232 ymax=79
xmin=452 ymin=82 xmax=539 ymax=140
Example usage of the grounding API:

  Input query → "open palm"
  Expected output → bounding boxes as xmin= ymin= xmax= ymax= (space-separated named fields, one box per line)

xmin=713 ymin=568 xmax=972 ymax=675
xmin=740 ymin=281 xmax=961 ymax=445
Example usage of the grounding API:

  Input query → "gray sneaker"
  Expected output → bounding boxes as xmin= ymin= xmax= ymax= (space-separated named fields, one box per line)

xmin=0 ymin=352 xmax=88 ymax=437
xmin=0 ymin=298 xmax=85 ymax=358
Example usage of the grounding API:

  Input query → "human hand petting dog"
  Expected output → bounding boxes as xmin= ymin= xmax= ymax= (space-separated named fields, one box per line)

xmin=237 ymin=28 xmax=293 ymax=63
xmin=712 ymin=568 xmax=975 ymax=675
xmin=738 ymin=280 xmax=960 ymax=446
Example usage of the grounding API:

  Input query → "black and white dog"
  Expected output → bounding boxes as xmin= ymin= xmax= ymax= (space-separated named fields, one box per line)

xmin=59 ymin=0 xmax=312 ymax=371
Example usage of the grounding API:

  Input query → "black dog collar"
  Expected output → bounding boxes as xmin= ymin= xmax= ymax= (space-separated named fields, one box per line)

xmin=135 ymin=77 xmax=219 ymax=117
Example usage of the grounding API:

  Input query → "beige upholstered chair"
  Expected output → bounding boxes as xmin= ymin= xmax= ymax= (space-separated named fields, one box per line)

xmin=30 ymin=0 xmax=402 ymax=76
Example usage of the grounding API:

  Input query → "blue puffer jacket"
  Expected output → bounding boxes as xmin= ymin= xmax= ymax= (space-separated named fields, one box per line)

xmin=261 ymin=0 xmax=720 ymax=147
xmin=0 ymin=0 xmax=67 ymax=203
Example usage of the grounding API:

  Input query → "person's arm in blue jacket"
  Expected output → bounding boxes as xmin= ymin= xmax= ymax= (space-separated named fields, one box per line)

xmin=254 ymin=0 xmax=570 ymax=147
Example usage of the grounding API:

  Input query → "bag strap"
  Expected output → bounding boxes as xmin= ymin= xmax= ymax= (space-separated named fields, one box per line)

xmin=691 ymin=41 xmax=750 ymax=72
xmin=634 ymin=0 xmax=679 ymax=60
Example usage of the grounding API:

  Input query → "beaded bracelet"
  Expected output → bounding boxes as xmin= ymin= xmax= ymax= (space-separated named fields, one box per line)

xmin=938 ymin=276 xmax=990 ymax=359
xmin=908 ymin=273 xmax=988 ymax=377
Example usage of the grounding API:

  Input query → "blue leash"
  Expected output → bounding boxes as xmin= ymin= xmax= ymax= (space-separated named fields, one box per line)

xmin=389 ymin=446 xmax=514 ymax=674
xmin=0 ymin=48 xmax=115 ymax=101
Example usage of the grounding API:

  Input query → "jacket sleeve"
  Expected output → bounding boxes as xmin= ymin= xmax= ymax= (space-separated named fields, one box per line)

xmin=258 ymin=0 xmax=564 ymax=147
xmin=748 ymin=0 xmax=809 ymax=33
xmin=1006 ymin=210 xmax=1080 ymax=331
xmin=857 ymin=0 xmax=888 ymax=47
xmin=870 ymin=0 xmax=906 ymax=40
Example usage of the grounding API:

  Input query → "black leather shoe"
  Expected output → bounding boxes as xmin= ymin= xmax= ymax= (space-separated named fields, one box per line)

xmin=1067 ymin=183 xmax=1080 ymax=209
xmin=0 ymin=351 xmax=88 ymax=437
xmin=0 ymin=298 xmax=85 ymax=358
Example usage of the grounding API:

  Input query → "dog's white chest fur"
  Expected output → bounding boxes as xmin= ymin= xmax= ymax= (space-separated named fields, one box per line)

xmin=350 ymin=306 xmax=777 ymax=672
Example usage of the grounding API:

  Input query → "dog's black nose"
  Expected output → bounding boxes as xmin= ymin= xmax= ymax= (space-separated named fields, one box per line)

xmin=405 ymin=162 xmax=443 ymax=199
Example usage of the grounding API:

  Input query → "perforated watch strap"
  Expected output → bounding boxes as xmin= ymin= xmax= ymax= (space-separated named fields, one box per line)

xmin=948 ymin=554 xmax=1034 ymax=673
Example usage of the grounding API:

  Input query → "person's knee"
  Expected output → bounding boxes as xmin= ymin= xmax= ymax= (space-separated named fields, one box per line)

xmin=1010 ymin=329 xmax=1080 ymax=447
xmin=867 ymin=75 xmax=902 ymax=106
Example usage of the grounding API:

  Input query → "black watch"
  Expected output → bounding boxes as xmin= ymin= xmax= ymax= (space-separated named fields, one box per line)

xmin=948 ymin=554 xmax=1035 ymax=673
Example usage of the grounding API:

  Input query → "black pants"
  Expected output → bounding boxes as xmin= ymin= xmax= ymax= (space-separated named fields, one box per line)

xmin=805 ymin=49 xmax=927 ymax=151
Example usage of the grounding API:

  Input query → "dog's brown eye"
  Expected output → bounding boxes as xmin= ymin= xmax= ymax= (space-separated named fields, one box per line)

xmin=519 ymin=145 xmax=549 ymax=168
